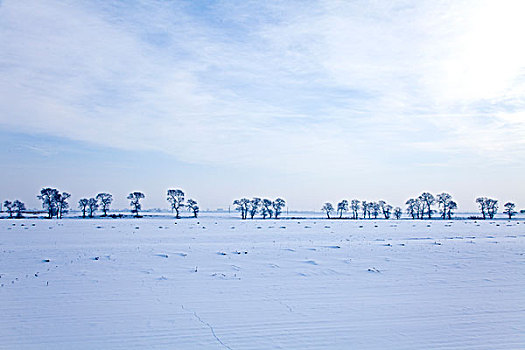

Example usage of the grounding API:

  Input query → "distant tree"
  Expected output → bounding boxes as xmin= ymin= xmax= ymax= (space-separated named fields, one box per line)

xmin=13 ymin=200 xmax=25 ymax=218
xmin=476 ymin=197 xmax=498 ymax=219
xmin=233 ymin=198 xmax=250 ymax=219
xmin=486 ymin=198 xmax=498 ymax=219
xmin=337 ymin=200 xmax=348 ymax=218
xmin=370 ymin=202 xmax=380 ymax=219
xmin=350 ymin=200 xmax=360 ymax=219
xmin=361 ymin=201 xmax=369 ymax=219
xmin=378 ymin=200 xmax=392 ymax=219
xmin=87 ymin=198 xmax=98 ymax=218
xmin=3 ymin=200 xmax=13 ymax=218
xmin=272 ymin=198 xmax=286 ymax=219
xmin=447 ymin=200 xmax=457 ymax=219
xmin=167 ymin=189 xmax=185 ymax=219
xmin=503 ymin=202 xmax=516 ymax=219
xmin=127 ymin=192 xmax=145 ymax=217
xmin=419 ymin=192 xmax=435 ymax=219
xmin=78 ymin=198 xmax=89 ymax=218
xmin=38 ymin=188 xmax=60 ymax=219
xmin=476 ymin=197 xmax=488 ymax=219
xmin=322 ymin=202 xmax=334 ymax=219
xmin=437 ymin=193 xmax=453 ymax=219
xmin=187 ymin=199 xmax=199 ymax=218
xmin=96 ymin=193 xmax=113 ymax=217
xmin=261 ymin=199 xmax=273 ymax=219
xmin=56 ymin=192 xmax=71 ymax=219
xmin=394 ymin=207 xmax=402 ymax=220
xmin=405 ymin=198 xmax=417 ymax=219
xmin=248 ymin=198 xmax=261 ymax=219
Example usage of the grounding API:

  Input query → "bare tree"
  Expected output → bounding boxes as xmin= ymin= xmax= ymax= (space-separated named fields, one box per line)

xmin=476 ymin=197 xmax=488 ymax=219
xmin=394 ymin=207 xmax=402 ymax=219
xmin=350 ymin=199 xmax=360 ymax=219
xmin=272 ymin=198 xmax=286 ymax=219
xmin=361 ymin=201 xmax=369 ymax=219
xmin=78 ymin=198 xmax=88 ymax=218
xmin=337 ymin=200 xmax=348 ymax=218
xmin=248 ymin=198 xmax=261 ymax=219
xmin=96 ymin=193 xmax=113 ymax=217
xmin=370 ymin=202 xmax=380 ymax=219
xmin=476 ymin=197 xmax=498 ymax=219
xmin=88 ymin=198 xmax=98 ymax=218
xmin=38 ymin=188 xmax=59 ymax=219
xmin=167 ymin=189 xmax=185 ymax=218
xmin=187 ymin=199 xmax=199 ymax=218
xmin=486 ymin=199 xmax=498 ymax=219
xmin=447 ymin=200 xmax=457 ymax=219
xmin=405 ymin=198 xmax=417 ymax=219
xmin=127 ymin=192 xmax=145 ymax=217
xmin=261 ymin=199 xmax=273 ymax=219
xmin=233 ymin=198 xmax=250 ymax=219
xmin=437 ymin=193 xmax=453 ymax=219
xmin=419 ymin=192 xmax=435 ymax=219
xmin=503 ymin=202 xmax=516 ymax=219
xmin=13 ymin=200 xmax=25 ymax=218
xmin=378 ymin=200 xmax=392 ymax=219
xmin=3 ymin=200 xmax=13 ymax=218
xmin=322 ymin=202 xmax=334 ymax=219
xmin=55 ymin=192 xmax=71 ymax=219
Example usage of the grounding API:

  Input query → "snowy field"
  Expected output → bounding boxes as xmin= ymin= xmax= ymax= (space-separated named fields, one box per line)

xmin=1 ymin=218 xmax=524 ymax=349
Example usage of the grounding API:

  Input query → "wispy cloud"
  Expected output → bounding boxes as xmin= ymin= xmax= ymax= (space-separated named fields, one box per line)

xmin=1 ymin=0 xmax=524 ymax=176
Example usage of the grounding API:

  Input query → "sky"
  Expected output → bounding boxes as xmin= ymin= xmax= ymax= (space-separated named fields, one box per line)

xmin=0 ymin=0 xmax=524 ymax=212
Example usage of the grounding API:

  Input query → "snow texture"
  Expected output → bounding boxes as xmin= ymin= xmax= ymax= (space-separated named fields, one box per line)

xmin=1 ymin=218 xmax=524 ymax=349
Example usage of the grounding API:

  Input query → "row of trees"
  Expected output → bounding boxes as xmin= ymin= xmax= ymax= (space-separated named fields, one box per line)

xmin=321 ymin=193 xmax=519 ymax=220
xmin=233 ymin=198 xmax=286 ymax=219
xmin=322 ymin=200 xmax=402 ymax=219
xmin=3 ymin=200 xmax=26 ymax=218
xmin=78 ymin=193 xmax=113 ymax=218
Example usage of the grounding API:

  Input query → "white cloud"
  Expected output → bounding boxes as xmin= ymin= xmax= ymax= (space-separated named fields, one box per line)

xmin=0 ymin=0 xmax=524 ymax=178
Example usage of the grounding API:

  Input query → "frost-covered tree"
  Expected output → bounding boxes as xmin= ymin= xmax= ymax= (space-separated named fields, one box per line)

xmin=127 ymin=192 xmax=145 ymax=217
xmin=394 ymin=207 xmax=402 ymax=220
xmin=3 ymin=200 xmax=13 ymax=218
xmin=87 ymin=198 xmax=98 ymax=218
xmin=405 ymin=198 xmax=417 ymax=219
xmin=272 ymin=198 xmax=286 ymax=219
xmin=55 ymin=192 xmax=71 ymax=219
xmin=476 ymin=197 xmax=488 ymax=219
xmin=13 ymin=200 xmax=25 ymax=218
xmin=446 ymin=200 xmax=457 ymax=219
xmin=370 ymin=202 xmax=380 ymax=219
xmin=322 ymin=202 xmax=334 ymax=219
xmin=486 ymin=199 xmax=498 ymax=219
xmin=187 ymin=199 xmax=199 ymax=218
xmin=361 ymin=201 xmax=369 ymax=219
xmin=248 ymin=198 xmax=261 ymax=219
xmin=96 ymin=193 xmax=113 ymax=217
xmin=337 ymin=200 xmax=348 ymax=218
xmin=378 ymin=200 xmax=392 ymax=219
xmin=350 ymin=199 xmax=360 ymax=219
xmin=233 ymin=198 xmax=250 ymax=219
xmin=38 ymin=188 xmax=60 ymax=219
xmin=261 ymin=199 xmax=273 ymax=219
xmin=419 ymin=192 xmax=435 ymax=219
xmin=437 ymin=193 xmax=453 ymax=219
xmin=476 ymin=197 xmax=498 ymax=219
xmin=78 ymin=198 xmax=88 ymax=218
xmin=167 ymin=189 xmax=185 ymax=219
xmin=503 ymin=202 xmax=516 ymax=219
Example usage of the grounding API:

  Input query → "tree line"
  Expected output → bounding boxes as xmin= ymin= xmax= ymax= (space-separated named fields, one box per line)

xmin=321 ymin=192 xmax=518 ymax=220
xmin=0 ymin=189 xmax=520 ymax=220
xmin=1 ymin=187 xmax=199 ymax=219
xmin=232 ymin=198 xmax=286 ymax=219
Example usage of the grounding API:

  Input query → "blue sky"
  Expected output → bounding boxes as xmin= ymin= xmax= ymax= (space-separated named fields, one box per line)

xmin=0 ymin=0 xmax=524 ymax=211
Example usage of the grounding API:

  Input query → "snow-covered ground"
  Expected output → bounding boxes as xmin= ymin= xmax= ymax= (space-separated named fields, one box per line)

xmin=1 ymin=218 xmax=524 ymax=349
